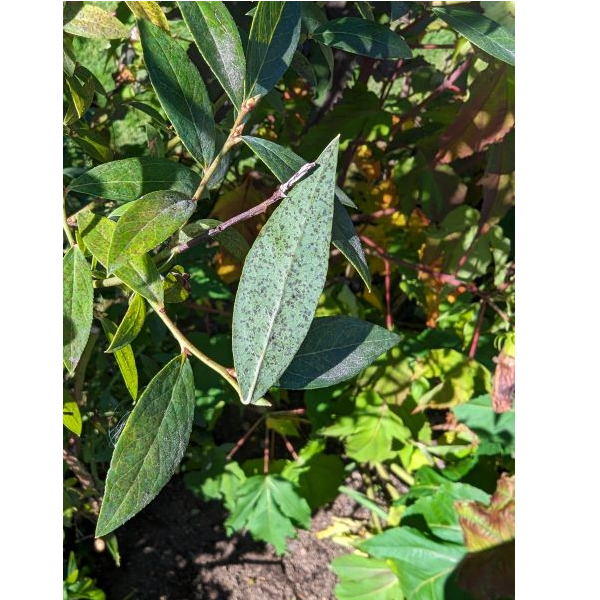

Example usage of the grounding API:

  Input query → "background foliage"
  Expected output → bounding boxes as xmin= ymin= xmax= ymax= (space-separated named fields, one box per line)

xmin=63 ymin=2 xmax=515 ymax=599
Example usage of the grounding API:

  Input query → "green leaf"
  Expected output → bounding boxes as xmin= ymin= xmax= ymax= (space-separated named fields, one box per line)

xmin=126 ymin=1 xmax=169 ymax=31
xmin=339 ymin=485 xmax=389 ymax=521
xmin=313 ymin=18 xmax=412 ymax=59
xmin=331 ymin=554 xmax=404 ymax=600
xmin=322 ymin=391 xmax=411 ymax=463
xmin=403 ymin=482 xmax=490 ymax=544
xmin=277 ymin=316 xmax=399 ymax=389
xmin=433 ymin=7 xmax=515 ymax=66
xmin=354 ymin=2 xmax=375 ymax=21
xmin=100 ymin=318 xmax=138 ymax=401
xmin=70 ymin=125 xmax=113 ymax=163
xmin=67 ymin=157 xmax=200 ymax=201
xmin=63 ymin=391 xmax=82 ymax=437
xmin=290 ymin=51 xmax=317 ymax=89
xmin=95 ymin=355 xmax=195 ymax=537
xmin=452 ymin=394 xmax=514 ymax=457
xmin=245 ymin=1 xmax=301 ymax=98
xmin=139 ymin=20 xmax=216 ymax=166
xmin=232 ymin=136 xmax=338 ymax=405
xmin=107 ymin=191 xmax=196 ymax=272
xmin=225 ymin=475 xmax=311 ymax=555
xmin=242 ymin=135 xmax=370 ymax=288
xmin=361 ymin=526 xmax=467 ymax=600
xmin=63 ymin=4 xmax=131 ymax=39
xmin=175 ymin=219 xmax=250 ymax=263
xmin=63 ymin=246 xmax=93 ymax=374
xmin=179 ymin=1 xmax=246 ymax=111
xmin=64 ymin=72 xmax=95 ymax=122
xmin=77 ymin=211 xmax=164 ymax=306
xmin=63 ymin=35 xmax=77 ymax=76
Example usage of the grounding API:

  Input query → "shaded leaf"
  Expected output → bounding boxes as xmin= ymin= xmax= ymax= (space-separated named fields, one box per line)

xmin=331 ymin=554 xmax=403 ymax=600
xmin=245 ymin=1 xmax=301 ymax=98
xmin=95 ymin=355 xmax=195 ymax=537
xmin=67 ymin=157 xmax=200 ymax=201
xmin=126 ymin=1 xmax=169 ymax=31
xmin=107 ymin=191 xmax=196 ymax=272
xmin=436 ymin=62 xmax=514 ymax=164
xmin=63 ymin=246 xmax=93 ymax=374
xmin=64 ymin=72 xmax=95 ymax=122
xmin=232 ymin=137 xmax=338 ymax=404
xmin=107 ymin=293 xmax=146 ymax=353
xmin=77 ymin=211 xmax=164 ymax=306
xmin=361 ymin=526 xmax=466 ymax=600
xmin=179 ymin=1 xmax=245 ymax=111
xmin=63 ymin=4 xmax=130 ymax=39
xmin=225 ymin=475 xmax=311 ymax=555
xmin=433 ymin=6 xmax=515 ymax=66
xmin=101 ymin=318 xmax=138 ymax=401
xmin=313 ymin=18 xmax=411 ymax=59
xmin=277 ymin=316 xmax=399 ymax=389
xmin=70 ymin=125 xmax=113 ymax=163
xmin=290 ymin=51 xmax=317 ymax=89
xmin=139 ymin=20 xmax=215 ymax=166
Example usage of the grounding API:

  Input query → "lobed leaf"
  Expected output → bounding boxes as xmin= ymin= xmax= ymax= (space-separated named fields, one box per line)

xmin=95 ymin=355 xmax=195 ymax=537
xmin=313 ymin=17 xmax=412 ymax=60
xmin=179 ymin=1 xmax=246 ymax=111
xmin=107 ymin=191 xmax=196 ymax=272
xmin=277 ymin=316 xmax=399 ymax=389
xmin=67 ymin=157 xmax=200 ymax=201
xmin=245 ymin=1 xmax=301 ymax=99
xmin=63 ymin=246 xmax=93 ymax=374
xmin=139 ymin=20 xmax=215 ymax=166
xmin=77 ymin=211 xmax=164 ymax=306
xmin=232 ymin=136 xmax=338 ymax=405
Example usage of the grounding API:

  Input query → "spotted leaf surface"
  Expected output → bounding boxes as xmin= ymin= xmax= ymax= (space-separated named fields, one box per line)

xmin=95 ymin=355 xmax=195 ymax=537
xmin=232 ymin=136 xmax=338 ymax=404
xmin=106 ymin=293 xmax=146 ymax=353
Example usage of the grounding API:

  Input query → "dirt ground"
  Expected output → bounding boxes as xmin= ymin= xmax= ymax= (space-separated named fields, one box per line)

xmin=96 ymin=475 xmax=371 ymax=600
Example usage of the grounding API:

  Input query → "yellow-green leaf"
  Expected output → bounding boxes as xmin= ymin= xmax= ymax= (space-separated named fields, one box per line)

xmin=101 ymin=318 xmax=138 ymax=401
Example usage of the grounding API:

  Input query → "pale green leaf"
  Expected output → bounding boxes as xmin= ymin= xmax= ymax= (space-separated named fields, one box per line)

xmin=245 ymin=1 xmax=301 ymax=98
xmin=107 ymin=191 xmax=196 ymax=272
xmin=101 ymin=318 xmax=138 ymax=401
xmin=95 ymin=355 xmax=195 ymax=537
xmin=106 ymin=293 xmax=146 ymax=353
xmin=313 ymin=18 xmax=412 ymax=59
xmin=361 ymin=526 xmax=467 ymax=600
xmin=232 ymin=136 xmax=338 ymax=405
xmin=77 ymin=211 xmax=164 ymax=306
xmin=67 ymin=157 xmax=200 ymax=202
xmin=126 ymin=1 xmax=169 ymax=31
xmin=63 ymin=246 xmax=93 ymax=374
xmin=63 ymin=391 xmax=82 ymax=437
xmin=139 ymin=20 xmax=216 ymax=166
xmin=179 ymin=1 xmax=246 ymax=111
xmin=225 ymin=475 xmax=311 ymax=555
xmin=433 ymin=6 xmax=515 ymax=66
xmin=63 ymin=4 xmax=131 ymax=39
xmin=277 ymin=316 xmax=399 ymax=389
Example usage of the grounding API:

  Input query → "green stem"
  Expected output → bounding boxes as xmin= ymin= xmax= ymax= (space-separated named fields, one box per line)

xmin=93 ymin=276 xmax=122 ymax=289
xmin=191 ymin=95 xmax=261 ymax=202
xmin=389 ymin=463 xmax=415 ymax=487
xmin=374 ymin=462 xmax=401 ymax=501
xmin=149 ymin=301 xmax=242 ymax=401
xmin=363 ymin=472 xmax=382 ymax=533
xmin=63 ymin=194 xmax=76 ymax=247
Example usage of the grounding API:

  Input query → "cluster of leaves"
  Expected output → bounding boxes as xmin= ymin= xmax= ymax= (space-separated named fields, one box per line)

xmin=63 ymin=2 xmax=515 ymax=599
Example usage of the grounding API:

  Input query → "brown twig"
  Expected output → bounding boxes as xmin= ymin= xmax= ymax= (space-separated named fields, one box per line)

xmin=469 ymin=300 xmax=487 ymax=359
xmin=63 ymin=449 xmax=101 ymax=516
xmin=226 ymin=415 xmax=266 ymax=460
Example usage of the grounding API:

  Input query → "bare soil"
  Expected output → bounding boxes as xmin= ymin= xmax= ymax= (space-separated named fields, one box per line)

xmin=95 ymin=475 xmax=370 ymax=600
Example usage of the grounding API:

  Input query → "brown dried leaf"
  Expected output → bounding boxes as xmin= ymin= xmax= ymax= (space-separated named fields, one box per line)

xmin=492 ymin=350 xmax=515 ymax=413
xmin=436 ymin=63 xmax=515 ymax=164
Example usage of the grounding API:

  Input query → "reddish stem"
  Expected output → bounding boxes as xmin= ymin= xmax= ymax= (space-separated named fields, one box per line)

xmin=282 ymin=435 xmax=299 ymax=461
xmin=469 ymin=300 xmax=487 ymax=359
xmin=263 ymin=424 xmax=270 ymax=474
xmin=227 ymin=415 xmax=265 ymax=460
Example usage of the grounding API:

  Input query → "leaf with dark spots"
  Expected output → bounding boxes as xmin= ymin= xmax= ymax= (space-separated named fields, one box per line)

xmin=232 ymin=136 xmax=339 ymax=404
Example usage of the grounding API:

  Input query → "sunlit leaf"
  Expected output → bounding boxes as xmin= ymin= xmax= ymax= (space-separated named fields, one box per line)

xmin=106 ymin=294 xmax=146 ymax=353
xmin=101 ymin=318 xmax=138 ymax=401
xmin=63 ymin=4 xmax=130 ymax=39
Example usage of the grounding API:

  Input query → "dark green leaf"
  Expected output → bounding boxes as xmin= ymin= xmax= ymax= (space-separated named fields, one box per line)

xmin=63 ymin=246 xmax=93 ymax=374
xmin=64 ymin=72 xmax=95 ymax=122
xmin=67 ymin=157 xmax=200 ymax=201
xmin=125 ymin=101 xmax=171 ymax=131
xmin=361 ymin=526 xmax=467 ymax=600
xmin=139 ymin=20 xmax=216 ymax=166
xmin=107 ymin=191 xmax=196 ymax=272
xmin=433 ymin=7 xmax=515 ymax=66
xmin=277 ymin=316 xmax=398 ymax=389
xmin=63 ymin=35 xmax=77 ymax=76
xmin=179 ymin=1 xmax=246 ymax=111
xmin=354 ymin=2 xmax=374 ymax=21
xmin=106 ymin=293 xmax=146 ymax=353
xmin=245 ymin=1 xmax=301 ymax=98
xmin=176 ymin=219 xmax=250 ymax=263
xmin=95 ymin=355 xmax=195 ymax=537
xmin=290 ymin=51 xmax=317 ymax=89
xmin=331 ymin=554 xmax=403 ymax=600
xmin=77 ymin=211 xmax=164 ymax=306
xmin=232 ymin=136 xmax=338 ymax=405
xmin=313 ymin=18 xmax=412 ymax=59
xmin=225 ymin=475 xmax=311 ymax=555
xmin=101 ymin=318 xmax=138 ymax=401
xmin=63 ymin=4 xmax=131 ymax=39
xmin=70 ymin=125 xmax=113 ymax=163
